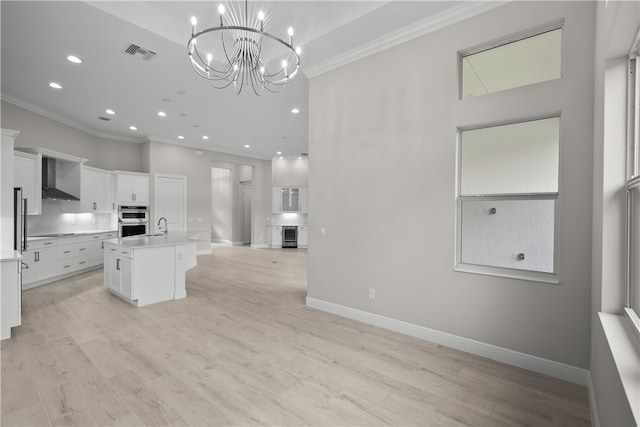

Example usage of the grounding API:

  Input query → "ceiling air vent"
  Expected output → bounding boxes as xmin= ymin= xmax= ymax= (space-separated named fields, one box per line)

xmin=98 ymin=116 xmax=111 ymax=121
xmin=123 ymin=43 xmax=156 ymax=61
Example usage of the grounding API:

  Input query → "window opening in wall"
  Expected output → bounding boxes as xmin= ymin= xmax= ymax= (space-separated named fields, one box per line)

xmin=455 ymin=116 xmax=560 ymax=283
xmin=626 ymin=31 xmax=640 ymax=331
xmin=460 ymin=24 xmax=563 ymax=98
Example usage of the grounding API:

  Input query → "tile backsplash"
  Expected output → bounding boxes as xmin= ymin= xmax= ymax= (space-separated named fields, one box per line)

xmin=27 ymin=201 xmax=117 ymax=236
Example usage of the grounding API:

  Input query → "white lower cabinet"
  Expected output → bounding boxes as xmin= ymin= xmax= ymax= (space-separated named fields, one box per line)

xmin=271 ymin=226 xmax=282 ymax=248
xmin=1 ymin=258 xmax=21 ymax=340
xmin=105 ymin=246 xmax=133 ymax=300
xmin=23 ymin=231 xmax=118 ymax=289
xmin=22 ymin=246 xmax=58 ymax=286
xmin=298 ymin=226 xmax=308 ymax=247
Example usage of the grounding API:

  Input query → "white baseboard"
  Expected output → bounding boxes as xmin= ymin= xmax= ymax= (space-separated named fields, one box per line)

xmin=587 ymin=372 xmax=600 ymax=427
xmin=305 ymin=297 xmax=590 ymax=386
xmin=251 ymin=244 xmax=269 ymax=249
xmin=196 ymin=249 xmax=211 ymax=255
xmin=211 ymin=239 xmax=231 ymax=244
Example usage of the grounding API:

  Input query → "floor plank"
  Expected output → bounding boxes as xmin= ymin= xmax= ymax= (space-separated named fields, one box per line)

xmin=2 ymin=245 xmax=591 ymax=426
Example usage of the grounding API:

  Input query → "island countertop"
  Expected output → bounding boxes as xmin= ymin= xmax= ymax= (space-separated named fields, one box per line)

xmin=104 ymin=231 xmax=197 ymax=249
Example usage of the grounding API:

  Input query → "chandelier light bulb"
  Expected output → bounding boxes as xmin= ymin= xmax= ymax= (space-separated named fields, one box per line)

xmin=295 ymin=46 xmax=301 ymax=55
xmin=191 ymin=16 xmax=197 ymax=26
xmin=186 ymin=0 xmax=301 ymax=95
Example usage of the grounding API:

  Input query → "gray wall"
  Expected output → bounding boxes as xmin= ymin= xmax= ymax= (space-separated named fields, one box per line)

xmin=308 ymin=1 xmax=595 ymax=369
xmin=272 ymin=158 xmax=309 ymax=187
xmin=590 ymin=1 xmax=640 ymax=425
xmin=2 ymin=101 xmax=143 ymax=172
xmin=146 ymin=141 xmax=271 ymax=247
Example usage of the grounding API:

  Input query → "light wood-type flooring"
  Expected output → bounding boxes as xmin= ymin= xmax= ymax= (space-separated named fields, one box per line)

xmin=1 ymin=245 xmax=591 ymax=426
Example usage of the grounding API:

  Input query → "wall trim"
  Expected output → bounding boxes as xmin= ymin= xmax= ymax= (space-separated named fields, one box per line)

xmin=305 ymin=297 xmax=589 ymax=386
xmin=251 ymin=244 xmax=269 ymax=249
xmin=587 ymin=372 xmax=600 ymax=427
xmin=304 ymin=1 xmax=507 ymax=78
xmin=196 ymin=249 xmax=212 ymax=255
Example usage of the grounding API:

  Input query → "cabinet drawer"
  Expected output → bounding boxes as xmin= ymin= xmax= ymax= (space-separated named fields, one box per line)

xmin=58 ymin=242 xmax=90 ymax=260
xmin=26 ymin=239 xmax=57 ymax=250
xmin=105 ymin=245 xmax=133 ymax=258
xmin=58 ymin=256 xmax=89 ymax=275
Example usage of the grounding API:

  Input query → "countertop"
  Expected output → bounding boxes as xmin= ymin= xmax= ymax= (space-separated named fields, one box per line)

xmin=104 ymin=231 xmax=197 ymax=249
xmin=28 ymin=230 xmax=118 ymax=241
xmin=0 ymin=251 xmax=22 ymax=262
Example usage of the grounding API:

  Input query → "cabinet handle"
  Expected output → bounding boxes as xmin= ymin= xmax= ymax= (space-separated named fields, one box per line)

xmin=63 ymin=264 xmax=71 ymax=269
xmin=93 ymin=202 xmax=97 ymax=210
xmin=79 ymin=248 xmax=86 ymax=251
xmin=116 ymin=259 xmax=121 ymax=271
xmin=21 ymin=262 xmax=29 ymax=269
xmin=63 ymin=250 xmax=71 ymax=254
xmin=132 ymin=193 xmax=136 ymax=201
xmin=35 ymin=251 xmax=39 ymax=262
xmin=93 ymin=235 xmax=100 ymax=239
xmin=44 ymin=242 xmax=53 ymax=246
xmin=79 ymin=261 xmax=86 ymax=265
xmin=110 ymin=248 xmax=116 ymax=252
xmin=101 ymin=242 xmax=104 ymax=249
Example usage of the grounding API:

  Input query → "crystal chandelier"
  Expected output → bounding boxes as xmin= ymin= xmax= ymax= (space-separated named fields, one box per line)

xmin=188 ymin=1 xmax=301 ymax=95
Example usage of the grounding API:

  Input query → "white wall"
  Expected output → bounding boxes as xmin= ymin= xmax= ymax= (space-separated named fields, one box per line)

xmin=308 ymin=1 xmax=595 ymax=370
xmin=272 ymin=158 xmax=308 ymax=187
xmin=2 ymin=101 xmax=143 ymax=172
xmin=146 ymin=141 xmax=272 ymax=247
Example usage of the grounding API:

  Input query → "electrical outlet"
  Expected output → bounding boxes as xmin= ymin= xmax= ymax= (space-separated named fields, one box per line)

xmin=368 ymin=288 xmax=375 ymax=300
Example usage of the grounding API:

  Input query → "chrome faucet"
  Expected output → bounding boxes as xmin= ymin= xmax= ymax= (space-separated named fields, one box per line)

xmin=158 ymin=217 xmax=168 ymax=234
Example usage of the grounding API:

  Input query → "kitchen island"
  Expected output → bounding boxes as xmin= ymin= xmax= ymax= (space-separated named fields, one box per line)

xmin=103 ymin=232 xmax=197 ymax=307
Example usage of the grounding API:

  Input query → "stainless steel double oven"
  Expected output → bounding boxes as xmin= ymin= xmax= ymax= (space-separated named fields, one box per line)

xmin=118 ymin=205 xmax=149 ymax=237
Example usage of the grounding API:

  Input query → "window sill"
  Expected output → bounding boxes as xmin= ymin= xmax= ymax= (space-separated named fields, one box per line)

xmin=598 ymin=312 xmax=640 ymax=425
xmin=454 ymin=263 xmax=559 ymax=284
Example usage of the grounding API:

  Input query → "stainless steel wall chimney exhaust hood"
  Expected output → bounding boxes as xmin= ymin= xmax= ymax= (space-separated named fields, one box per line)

xmin=42 ymin=158 xmax=80 ymax=201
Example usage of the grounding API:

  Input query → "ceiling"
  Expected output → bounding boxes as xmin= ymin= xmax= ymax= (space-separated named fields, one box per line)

xmin=1 ymin=1 xmax=502 ymax=160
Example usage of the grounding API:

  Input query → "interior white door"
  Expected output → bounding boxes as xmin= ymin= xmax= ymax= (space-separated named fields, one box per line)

xmin=155 ymin=175 xmax=186 ymax=233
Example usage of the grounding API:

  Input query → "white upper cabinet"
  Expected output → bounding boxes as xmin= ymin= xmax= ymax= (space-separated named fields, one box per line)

xmin=116 ymin=172 xmax=149 ymax=204
xmin=13 ymin=150 xmax=42 ymax=215
xmin=81 ymin=166 xmax=115 ymax=213
xmin=273 ymin=187 xmax=308 ymax=213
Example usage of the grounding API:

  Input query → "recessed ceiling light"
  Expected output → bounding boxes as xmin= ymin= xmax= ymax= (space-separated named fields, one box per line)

xmin=276 ymin=151 xmax=282 ymax=155
xmin=105 ymin=109 xmax=115 ymax=115
xmin=129 ymin=126 xmax=137 ymax=131
xmin=244 ymin=144 xmax=250 ymax=148
xmin=178 ymin=135 xmax=184 ymax=140
xmin=66 ymin=55 xmax=82 ymax=64
xmin=279 ymin=156 xmax=284 ymax=160
xmin=157 ymin=111 xmax=166 ymax=117
xmin=291 ymin=108 xmax=300 ymax=114
xmin=202 ymin=136 xmax=209 ymax=140
xmin=48 ymin=82 xmax=62 ymax=89
xmin=298 ymin=157 xmax=302 ymax=160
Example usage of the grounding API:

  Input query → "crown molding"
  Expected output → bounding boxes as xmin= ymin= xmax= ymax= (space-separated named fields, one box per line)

xmin=1 ymin=92 xmax=145 ymax=144
xmin=305 ymin=1 xmax=508 ymax=79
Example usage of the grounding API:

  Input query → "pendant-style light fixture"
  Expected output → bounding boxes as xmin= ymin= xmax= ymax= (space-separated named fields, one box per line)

xmin=188 ymin=0 xmax=301 ymax=95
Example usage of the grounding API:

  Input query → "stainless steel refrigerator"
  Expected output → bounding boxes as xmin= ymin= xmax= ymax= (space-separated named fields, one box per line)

xmin=14 ymin=187 xmax=27 ymax=253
